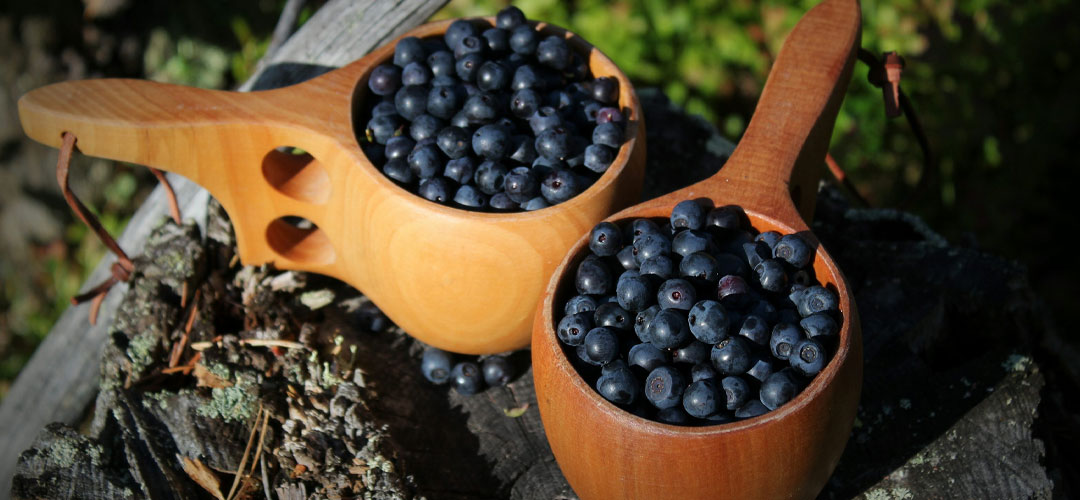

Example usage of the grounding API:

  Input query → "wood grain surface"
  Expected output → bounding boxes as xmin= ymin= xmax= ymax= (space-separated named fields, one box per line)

xmin=533 ymin=0 xmax=863 ymax=498
xmin=18 ymin=19 xmax=646 ymax=355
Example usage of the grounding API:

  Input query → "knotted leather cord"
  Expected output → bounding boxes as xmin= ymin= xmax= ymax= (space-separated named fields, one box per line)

xmin=58 ymin=131 xmax=183 ymax=324
xmin=829 ymin=49 xmax=934 ymax=208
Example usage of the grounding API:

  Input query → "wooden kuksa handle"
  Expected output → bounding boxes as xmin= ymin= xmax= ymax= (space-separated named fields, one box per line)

xmin=17 ymin=73 xmax=367 ymax=277
xmin=655 ymin=0 xmax=860 ymax=227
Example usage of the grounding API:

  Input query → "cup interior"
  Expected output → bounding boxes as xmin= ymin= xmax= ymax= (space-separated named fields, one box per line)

xmin=345 ymin=18 xmax=644 ymax=216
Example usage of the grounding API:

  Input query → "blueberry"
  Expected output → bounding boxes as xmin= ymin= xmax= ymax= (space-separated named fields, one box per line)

xmin=630 ymin=219 xmax=664 ymax=240
xmin=508 ymin=135 xmax=538 ymax=164
xmin=774 ymin=234 xmax=813 ymax=268
xmin=449 ymin=110 xmax=471 ymax=129
xmin=418 ymin=177 xmax=452 ymax=204
xmin=421 ymin=347 xmax=453 ymax=384
xmin=639 ymin=255 xmax=674 ymax=280
xmin=800 ymin=312 xmax=839 ymax=339
xmin=409 ymin=114 xmax=444 ymax=142
xmin=455 ymin=53 xmax=484 ymax=82
xmin=427 ymin=50 xmax=456 ymax=79
xmin=444 ymin=19 xmax=480 ymax=52
xmin=755 ymin=259 xmax=789 ymax=293
xmin=595 ymin=106 xmax=623 ymax=124
xmin=450 ymin=361 xmax=484 ymax=395
xmin=382 ymin=159 xmax=414 ymax=184
xmin=596 ymin=360 xmax=639 ymax=405
xmin=482 ymin=27 xmax=510 ymax=54
xmin=711 ymin=336 xmax=753 ymax=375
xmin=442 ymin=156 xmax=475 ymax=184
xmin=671 ymin=200 xmax=706 ymax=230
xmin=564 ymin=294 xmax=599 ymax=316
xmin=673 ymin=341 xmax=711 ymax=365
xmin=498 ymin=166 xmax=535 ymax=203
xmin=394 ymin=85 xmax=429 ymax=121
xmin=628 ymin=343 xmax=668 ymax=373
xmin=495 ymin=5 xmax=527 ymax=30
xmin=473 ymin=160 xmax=508 ymax=195
xmin=575 ymin=344 xmax=602 ymax=367
xmin=705 ymin=205 xmax=744 ymax=231
xmin=583 ymin=327 xmax=620 ymax=364
xmin=482 ymin=355 xmax=515 ymax=386
xmin=791 ymin=268 xmax=815 ymax=287
xmin=401 ymin=61 xmax=432 ymax=86
xmin=634 ymin=305 xmax=660 ymax=343
xmin=521 ymin=196 xmax=549 ymax=211
xmin=453 ymin=184 xmax=487 ymax=208
xmin=546 ymin=88 xmax=573 ymax=110
xmin=588 ymin=222 xmax=622 ymax=257
xmin=789 ymin=338 xmax=827 ymax=376
xmin=745 ymin=354 xmax=776 ymax=382
xmin=454 ymin=34 xmax=486 ymax=59
xmin=737 ymin=314 xmax=770 ymax=346
xmin=470 ymin=124 xmax=510 ymax=160
xmin=720 ymin=375 xmax=751 ymax=411
xmin=434 ymin=126 xmax=469 ymax=159
xmin=759 ymin=370 xmax=799 ymax=410
xmin=672 ymin=230 xmax=710 ymax=257
xmin=756 ymin=231 xmax=782 ymax=249
xmin=535 ymin=127 xmax=570 ymax=160
xmin=688 ymin=300 xmax=730 ymax=344
xmin=769 ymin=323 xmax=804 ymax=361
xmin=512 ymin=64 xmax=542 ymax=90
xmin=509 ymin=25 xmax=539 ymax=55
xmin=427 ymin=85 xmax=463 ymax=119
xmin=509 ymin=88 xmax=541 ymax=119
xmin=384 ymin=135 xmax=415 ymax=161
xmin=540 ymin=168 xmax=584 ymax=203
xmin=797 ymin=286 xmax=839 ymax=317
xmin=407 ymin=143 xmax=443 ymax=179
xmin=633 ymin=233 xmax=671 ymax=264
xmin=647 ymin=309 xmax=692 ymax=349
xmin=717 ymin=275 xmax=751 ymax=301
xmin=616 ymin=245 xmax=639 ymax=271
xmin=713 ymin=256 xmax=749 ymax=282
xmin=590 ymin=76 xmax=619 ymax=104
xmin=368 ymin=64 xmax=402 ymax=96
xmin=657 ymin=406 xmax=691 ymax=425
xmin=657 ymin=278 xmax=696 ymax=311
xmin=393 ymin=37 xmax=426 ymax=67
xmin=616 ymin=275 xmax=652 ymax=312
xmin=583 ymin=144 xmax=615 ymax=173
xmin=680 ymin=252 xmax=721 ymax=282
xmin=366 ymin=114 xmax=400 ymax=145
xmin=743 ymin=241 xmax=771 ymax=269
xmin=557 ymin=312 xmax=593 ymax=346
xmin=592 ymin=122 xmax=624 ymax=148
xmin=594 ymin=302 xmax=632 ymax=331
xmin=371 ymin=100 xmax=398 ymax=117
xmin=473 ymin=60 xmax=510 ymax=91
xmin=575 ymin=257 xmax=613 ymax=295
xmin=734 ymin=399 xmax=769 ymax=418
xmin=490 ymin=193 xmax=517 ymax=211
xmin=528 ymin=105 xmax=562 ymax=133
xmin=645 ymin=365 xmax=687 ymax=410
xmin=682 ymin=379 xmax=720 ymax=418
xmin=691 ymin=363 xmax=718 ymax=382
xmin=536 ymin=35 xmax=570 ymax=70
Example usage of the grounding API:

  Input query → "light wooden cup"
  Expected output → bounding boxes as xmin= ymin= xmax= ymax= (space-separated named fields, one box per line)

xmin=532 ymin=1 xmax=863 ymax=498
xmin=18 ymin=19 xmax=645 ymax=354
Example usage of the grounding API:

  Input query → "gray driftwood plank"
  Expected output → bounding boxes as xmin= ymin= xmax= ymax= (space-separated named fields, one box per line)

xmin=0 ymin=0 xmax=448 ymax=493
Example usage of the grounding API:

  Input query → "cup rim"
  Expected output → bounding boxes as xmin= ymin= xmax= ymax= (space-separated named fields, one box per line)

xmin=536 ymin=206 xmax=857 ymax=436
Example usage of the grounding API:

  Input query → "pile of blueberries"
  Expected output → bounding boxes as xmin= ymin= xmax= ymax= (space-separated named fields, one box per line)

xmin=556 ymin=200 xmax=842 ymax=425
xmin=420 ymin=347 xmax=516 ymax=395
xmin=360 ymin=6 xmax=628 ymax=211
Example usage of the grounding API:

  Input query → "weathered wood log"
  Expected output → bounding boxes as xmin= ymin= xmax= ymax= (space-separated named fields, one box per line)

xmin=0 ymin=0 xmax=450 ymax=492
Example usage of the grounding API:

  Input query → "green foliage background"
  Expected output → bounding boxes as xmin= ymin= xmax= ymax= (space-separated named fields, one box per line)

xmin=2 ymin=0 xmax=1077 ymax=395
